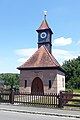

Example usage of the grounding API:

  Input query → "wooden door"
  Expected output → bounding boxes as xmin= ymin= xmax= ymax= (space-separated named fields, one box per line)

xmin=31 ymin=77 xmax=44 ymax=95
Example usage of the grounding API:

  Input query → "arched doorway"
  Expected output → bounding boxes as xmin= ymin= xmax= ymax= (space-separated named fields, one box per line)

xmin=31 ymin=77 xmax=44 ymax=94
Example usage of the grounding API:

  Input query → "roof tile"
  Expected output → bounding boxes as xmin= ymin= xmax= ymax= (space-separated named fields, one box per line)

xmin=17 ymin=45 xmax=60 ymax=69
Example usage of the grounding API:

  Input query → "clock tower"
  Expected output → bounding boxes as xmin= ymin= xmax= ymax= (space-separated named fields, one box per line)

xmin=36 ymin=12 xmax=53 ymax=54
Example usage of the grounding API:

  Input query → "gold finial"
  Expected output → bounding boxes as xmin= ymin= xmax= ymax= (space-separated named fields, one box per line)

xmin=44 ymin=11 xmax=47 ymax=19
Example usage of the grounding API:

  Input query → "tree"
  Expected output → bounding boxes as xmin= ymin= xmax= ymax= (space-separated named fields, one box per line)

xmin=62 ymin=56 xmax=80 ymax=89
xmin=0 ymin=73 xmax=19 ymax=89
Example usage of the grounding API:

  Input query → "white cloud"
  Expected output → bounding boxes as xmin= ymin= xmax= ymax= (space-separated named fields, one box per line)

xmin=53 ymin=37 xmax=72 ymax=46
xmin=15 ymin=48 xmax=37 ymax=63
xmin=52 ymin=49 xmax=77 ymax=63
xmin=15 ymin=47 xmax=77 ymax=65
xmin=15 ymin=48 xmax=37 ymax=56
xmin=18 ymin=56 xmax=31 ymax=63
xmin=18 ymin=58 xmax=27 ymax=63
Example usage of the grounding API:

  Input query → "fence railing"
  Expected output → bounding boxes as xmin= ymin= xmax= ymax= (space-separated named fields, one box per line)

xmin=0 ymin=92 xmax=10 ymax=103
xmin=0 ymin=90 xmax=59 ymax=108
xmin=14 ymin=92 xmax=59 ymax=108
xmin=0 ymin=89 xmax=80 ymax=109
xmin=59 ymin=91 xmax=80 ymax=108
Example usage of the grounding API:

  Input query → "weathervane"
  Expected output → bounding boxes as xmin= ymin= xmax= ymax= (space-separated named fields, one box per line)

xmin=44 ymin=10 xmax=47 ymax=19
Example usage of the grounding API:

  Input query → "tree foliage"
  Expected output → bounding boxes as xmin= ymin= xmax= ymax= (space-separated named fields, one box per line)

xmin=0 ymin=73 xmax=19 ymax=89
xmin=62 ymin=56 xmax=80 ymax=89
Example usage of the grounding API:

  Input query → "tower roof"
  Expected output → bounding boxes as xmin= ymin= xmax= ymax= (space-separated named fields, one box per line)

xmin=37 ymin=19 xmax=50 ymax=30
xmin=17 ymin=45 xmax=60 ymax=70
xmin=37 ymin=17 xmax=53 ymax=34
xmin=37 ymin=11 xmax=53 ymax=33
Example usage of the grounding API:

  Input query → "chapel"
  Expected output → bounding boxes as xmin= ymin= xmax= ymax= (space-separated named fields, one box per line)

xmin=17 ymin=12 xmax=65 ymax=94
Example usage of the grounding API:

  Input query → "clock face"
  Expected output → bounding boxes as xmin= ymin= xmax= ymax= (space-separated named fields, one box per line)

xmin=40 ymin=32 xmax=47 ymax=39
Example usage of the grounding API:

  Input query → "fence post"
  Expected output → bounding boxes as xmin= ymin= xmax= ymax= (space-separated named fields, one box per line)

xmin=10 ymin=89 xmax=14 ymax=104
xmin=58 ymin=91 xmax=63 ymax=108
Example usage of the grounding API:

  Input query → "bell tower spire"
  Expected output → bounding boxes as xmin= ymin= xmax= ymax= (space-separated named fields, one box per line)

xmin=36 ymin=12 xmax=53 ymax=54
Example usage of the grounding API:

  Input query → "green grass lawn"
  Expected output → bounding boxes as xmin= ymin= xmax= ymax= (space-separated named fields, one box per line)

xmin=72 ymin=89 xmax=80 ymax=94
xmin=66 ymin=88 xmax=80 ymax=94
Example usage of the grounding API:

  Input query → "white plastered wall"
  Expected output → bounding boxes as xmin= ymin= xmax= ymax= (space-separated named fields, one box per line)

xmin=57 ymin=74 xmax=65 ymax=94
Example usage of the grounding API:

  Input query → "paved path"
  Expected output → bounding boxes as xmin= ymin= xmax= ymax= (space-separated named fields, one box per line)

xmin=0 ymin=104 xmax=80 ymax=118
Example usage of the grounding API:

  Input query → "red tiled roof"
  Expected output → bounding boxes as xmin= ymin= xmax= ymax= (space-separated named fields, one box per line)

xmin=37 ymin=19 xmax=50 ymax=30
xmin=17 ymin=45 xmax=60 ymax=69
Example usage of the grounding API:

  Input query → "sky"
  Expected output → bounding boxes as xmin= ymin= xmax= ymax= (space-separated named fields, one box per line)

xmin=0 ymin=0 xmax=80 ymax=73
